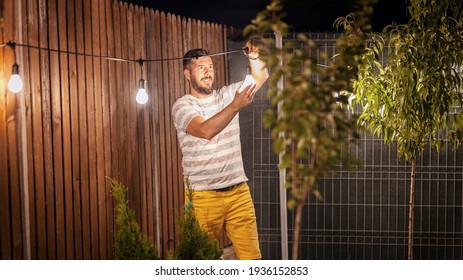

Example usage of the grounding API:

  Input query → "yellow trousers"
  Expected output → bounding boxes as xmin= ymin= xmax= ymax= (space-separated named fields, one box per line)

xmin=186 ymin=182 xmax=261 ymax=260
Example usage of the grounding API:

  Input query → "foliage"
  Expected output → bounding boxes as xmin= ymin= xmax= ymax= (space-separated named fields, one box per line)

xmin=348 ymin=0 xmax=463 ymax=259
xmin=168 ymin=181 xmax=222 ymax=260
xmin=350 ymin=0 xmax=463 ymax=160
xmin=244 ymin=0 xmax=375 ymax=259
xmin=244 ymin=0 xmax=374 ymax=206
xmin=108 ymin=177 xmax=158 ymax=260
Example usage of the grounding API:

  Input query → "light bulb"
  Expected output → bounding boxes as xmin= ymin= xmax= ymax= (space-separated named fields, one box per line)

xmin=8 ymin=63 xmax=23 ymax=93
xmin=136 ymin=78 xmax=148 ymax=104
xmin=136 ymin=88 xmax=149 ymax=104
xmin=238 ymin=74 xmax=255 ymax=92
xmin=238 ymin=65 xmax=255 ymax=92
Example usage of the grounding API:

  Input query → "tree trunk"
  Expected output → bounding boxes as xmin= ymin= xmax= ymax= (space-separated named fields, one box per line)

xmin=292 ymin=202 xmax=305 ymax=260
xmin=291 ymin=139 xmax=317 ymax=260
xmin=407 ymin=157 xmax=416 ymax=260
xmin=290 ymin=139 xmax=300 ymax=260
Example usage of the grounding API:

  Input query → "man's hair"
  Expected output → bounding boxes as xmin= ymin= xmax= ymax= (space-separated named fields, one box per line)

xmin=183 ymin=48 xmax=209 ymax=70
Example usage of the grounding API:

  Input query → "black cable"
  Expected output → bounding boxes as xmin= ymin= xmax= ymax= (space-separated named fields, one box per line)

xmin=0 ymin=41 xmax=247 ymax=64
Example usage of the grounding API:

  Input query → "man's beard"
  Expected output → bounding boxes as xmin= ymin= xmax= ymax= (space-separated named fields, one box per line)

xmin=191 ymin=76 xmax=213 ymax=95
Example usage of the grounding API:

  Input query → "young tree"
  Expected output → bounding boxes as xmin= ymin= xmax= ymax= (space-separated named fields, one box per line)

xmin=245 ymin=0 xmax=375 ymax=259
xmin=108 ymin=177 xmax=158 ymax=260
xmin=350 ymin=0 xmax=463 ymax=259
xmin=168 ymin=183 xmax=222 ymax=260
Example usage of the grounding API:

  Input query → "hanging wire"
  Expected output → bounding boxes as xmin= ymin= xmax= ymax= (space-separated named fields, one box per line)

xmin=0 ymin=40 xmax=326 ymax=65
xmin=0 ymin=41 xmax=247 ymax=63
xmin=0 ymin=41 xmax=333 ymax=67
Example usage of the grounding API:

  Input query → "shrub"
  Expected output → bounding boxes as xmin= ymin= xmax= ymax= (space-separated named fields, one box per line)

xmin=168 ymin=184 xmax=222 ymax=260
xmin=108 ymin=177 xmax=158 ymax=260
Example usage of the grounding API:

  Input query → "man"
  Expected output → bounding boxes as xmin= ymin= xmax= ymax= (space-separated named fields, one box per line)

xmin=171 ymin=41 xmax=268 ymax=259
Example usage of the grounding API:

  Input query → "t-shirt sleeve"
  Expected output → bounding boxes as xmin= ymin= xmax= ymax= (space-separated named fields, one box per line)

xmin=172 ymin=99 xmax=200 ymax=133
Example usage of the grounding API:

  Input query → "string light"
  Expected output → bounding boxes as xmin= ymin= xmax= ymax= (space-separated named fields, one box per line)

xmin=135 ymin=58 xmax=149 ymax=104
xmin=136 ymin=78 xmax=148 ymax=104
xmin=1 ymin=42 xmax=24 ymax=93
xmin=1 ymin=41 xmax=257 ymax=102
xmin=8 ymin=62 xmax=23 ymax=93
xmin=238 ymin=65 xmax=255 ymax=92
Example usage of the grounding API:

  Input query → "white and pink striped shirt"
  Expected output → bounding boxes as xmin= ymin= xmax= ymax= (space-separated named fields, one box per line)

xmin=172 ymin=81 xmax=248 ymax=191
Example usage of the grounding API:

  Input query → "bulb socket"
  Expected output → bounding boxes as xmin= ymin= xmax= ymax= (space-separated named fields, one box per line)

xmin=138 ymin=78 xmax=145 ymax=89
xmin=12 ymin=63 xmax=20 ymax=75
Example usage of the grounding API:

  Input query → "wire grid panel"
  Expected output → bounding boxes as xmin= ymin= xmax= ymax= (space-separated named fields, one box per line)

xmin=242 ymin=33 xmax=463 ymax=260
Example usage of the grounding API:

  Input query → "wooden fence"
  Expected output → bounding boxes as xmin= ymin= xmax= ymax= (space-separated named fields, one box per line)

xmin=0 ymin=0 xmax=230 ymax=259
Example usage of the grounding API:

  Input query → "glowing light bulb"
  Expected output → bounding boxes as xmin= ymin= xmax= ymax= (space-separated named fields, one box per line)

xmin=136 ymin=78 xmax=148 ymax=104
xmin=238 ymin=65 xmax=255 ymax=92
xmin=8 ymin=63 xmax=23 ymax=93
xmin=136 ymin=88 xmax=148 ymax=104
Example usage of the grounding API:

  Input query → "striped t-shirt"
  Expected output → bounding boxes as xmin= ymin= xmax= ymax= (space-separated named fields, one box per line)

xmin=172 ymin=81 xmax=248 ymax=191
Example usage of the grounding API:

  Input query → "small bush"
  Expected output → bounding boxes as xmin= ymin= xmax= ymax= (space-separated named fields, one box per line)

xmin=108 ymin=177 xmax=158 ymax=260
xmin=169 ymin=185 xmax=222 ymax=260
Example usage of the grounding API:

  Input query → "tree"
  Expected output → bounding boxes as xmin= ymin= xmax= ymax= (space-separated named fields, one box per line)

xmin=108 ymin=177 xmax=158 ymax=260
xmin=349 ymin=0 xmax=463 ymax=259
xmin=168 ymin=179 xmax=222 ymax=260
xmin=244 ymin=0 xmax=375 ymax=259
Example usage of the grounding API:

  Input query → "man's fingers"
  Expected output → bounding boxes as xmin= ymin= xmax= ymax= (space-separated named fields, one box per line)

xmin=238 ymin=83 xmax=256 ymax=94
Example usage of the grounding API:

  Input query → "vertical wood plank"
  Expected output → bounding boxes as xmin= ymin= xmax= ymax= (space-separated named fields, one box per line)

xmin=67 ymin=0 xmax=83 ymax=260
xmin=181 ymin=17 xmax=189 ymax=92
xmin=75 ymin=0 xmax=91 ymax=259
xmin=81 ymin=0 xmax=99 ymax=259
xmin=183 ymin=18 xmax=192 ymax=94
xmin=92 ymin=0 xmax=107 ymax=259
xmin=57 ymin=0 xmax=74 ymax=260
xmin=134 ymin=5 xmax=148 ymax=236
xmin=82 ymin=3 xmax=98 ymax=252
xmin=191 ymin=19 xmax=198 ymax=48
xmin=151 ymin=9 xmax=164 ymax=254
xmin=166 ymin=12 xmax=176 ymax=252
xmin=15 ymin=0 xmax=33 ymax=260
xmin=175 ymin=16 xmax=185 ymax=213
xmin=143 ymin=6 xmax=155 ymax=243
xmin=118 ymin=1 xmax=128 ymax=186
xmin=98 ymin=0 xmax=110 ymax=260
xmin=104 ymin=0 xmax=117 ymax=260
xmin=48 ymin=0 xmax=66 ymax=260
xmin=165 ymin=13 xmax=174 ymax=251
xmin=8 ymin=118 xmax=24 ymax=259
xmin=221 ymin=25 xmax=229 ymax=86
xmin=19 ymin=0 xmax=34 ymax=260
xmin=170 ymin=13 xmax=180 ymax=242
xmin=38 ymin=0 xmax=57 ymax=259
xmin=127 ymin=3 xmax=141 ymax=226
xmin=159 ymin=11 xmax=171 ymax=254
xmin=28 ymin=0 xmax=47 ymax=260
xmin=214 ymin=24 xmax=223 ymax=88
xmin=112 ymin=1 xmax=124 ymax=204
xmin=0 ymin=25 xmax=12 ymax=259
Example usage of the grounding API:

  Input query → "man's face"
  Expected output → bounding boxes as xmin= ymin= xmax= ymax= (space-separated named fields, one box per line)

xmin=186 ymin=56 xmax=214 ymax=95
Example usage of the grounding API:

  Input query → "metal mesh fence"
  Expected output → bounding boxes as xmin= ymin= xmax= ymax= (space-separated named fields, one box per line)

xmin=230 ymin=33 xmax=463 ymax=260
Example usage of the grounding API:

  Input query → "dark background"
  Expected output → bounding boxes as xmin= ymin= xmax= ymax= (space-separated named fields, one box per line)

xmin=124 ymin=0 xmax=409 ymax=32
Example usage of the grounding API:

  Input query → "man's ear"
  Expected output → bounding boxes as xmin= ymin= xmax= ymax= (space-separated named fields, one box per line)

xmin=183 ymin=69 xmax=191 ymax=81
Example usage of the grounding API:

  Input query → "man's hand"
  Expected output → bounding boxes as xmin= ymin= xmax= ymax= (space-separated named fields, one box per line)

xmin=233 ymin=83 xmax=257 ymax=109
xmin=242 ymin=39 xmax=269 ymax=93
xmin=243 ymin=40 xmax=260 ymax=60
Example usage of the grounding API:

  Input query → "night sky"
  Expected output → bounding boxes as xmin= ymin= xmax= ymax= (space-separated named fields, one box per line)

xmin=124 ymin=0 xmax=409 ymax=32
